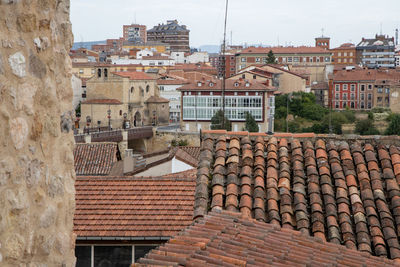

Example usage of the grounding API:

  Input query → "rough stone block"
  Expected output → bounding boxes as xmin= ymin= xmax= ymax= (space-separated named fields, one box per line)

xmin=8 ymin=52 xmax=26 ymax=77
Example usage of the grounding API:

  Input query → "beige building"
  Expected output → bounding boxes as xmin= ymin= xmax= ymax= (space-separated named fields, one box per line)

xmin=81 ymin=69 xmax=169 ymax=129
xmin=235 ymin=65 xmax=307 ymax=94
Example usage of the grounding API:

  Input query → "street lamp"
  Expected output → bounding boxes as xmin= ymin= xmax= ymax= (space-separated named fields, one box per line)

xmin=86 ymin=115 xmax=91 ymax=134
xmin=107 ymin=109 xmax=111 ymax=130
xmin=123 ymin=112 xmax=128 ymax=129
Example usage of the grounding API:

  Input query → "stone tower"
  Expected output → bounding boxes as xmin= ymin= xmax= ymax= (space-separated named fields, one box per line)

xmin=0 ymin=0 xmax=76 ymax=266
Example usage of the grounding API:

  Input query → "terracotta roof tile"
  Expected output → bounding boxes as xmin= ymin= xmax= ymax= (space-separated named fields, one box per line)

xmin=194 ymin=134 xmax=400 ymax=260
xmin=74 ymin=142 xmax=119 ymax=175
xmin=135 ymin=211 xmax=395 ymax=266
xmin=74 ymin=175 xmax=195 ymax=238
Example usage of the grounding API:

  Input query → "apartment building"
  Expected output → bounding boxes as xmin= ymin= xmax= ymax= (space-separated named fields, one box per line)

xmin=178 ymin=78 xmax=276 ymax=133
xmin=147 ymin=20 xmax=190 ymax=52
xmin=330 ymin=43 xmax=357 ymax=65
xmin=123 ymin=24 xmax=147 ymax=43
xmin=356 ymin=34 xmax=396 ymax=68
xmin=328 ymin=69 xmax=400 ymax=110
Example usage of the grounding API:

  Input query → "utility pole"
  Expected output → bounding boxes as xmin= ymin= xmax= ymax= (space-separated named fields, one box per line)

xmin=221 ymin=0 xmax=228 ymax=129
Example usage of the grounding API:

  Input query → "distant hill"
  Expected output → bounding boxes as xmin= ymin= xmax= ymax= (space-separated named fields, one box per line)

xmin=72 ymin=41 xmax=105 ymax=50
xmin=197 ymin=45 xmax=220 ymax=54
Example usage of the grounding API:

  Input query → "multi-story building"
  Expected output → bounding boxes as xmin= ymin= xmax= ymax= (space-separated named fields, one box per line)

xmin=217 ymin=53 xmax=236 ymax=78
xmin=123 ymin=24 xmax=147 ymax=43
xmin=356 ymin=34 xmax=396 ymax=68
xmin=236 ymin=46 xmax=332 ymax=83
xmin=330 ymin=43 xmax=357 ymax=65
xmin=177 ymin=78 xmax=276 ymax=133
xmin=81 ymin=68 xmax=169 ymax=129
xmin=328 ymin=69 xmax=400 ymax=110
xmin=157 ymin=74 xmax=188 ymax=122
xmin=395 ymin=51 xmax=400 ymax=67
xmin=147 ymin=20 xmax=190 ymax=53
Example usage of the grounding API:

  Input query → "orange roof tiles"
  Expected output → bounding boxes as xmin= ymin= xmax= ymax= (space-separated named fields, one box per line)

xmin=332 ymin=69 xmax=400 ymax=82
xmin=194 ymin=133 xmax=400 ymax=260
xmin=74 ymin=176 xmax=196 ymax=238
xmin=74 ymin=143 xmax=119 ymax=175
xmin=112 ymin=71 xmax=154 ymax=80
xmin=134 ymin=210 xmax=395 ymax=266
xmin=177 ymin=78 xmax=275 ymax=91
xmin=240 ymin=46 xmax=331 ymax=54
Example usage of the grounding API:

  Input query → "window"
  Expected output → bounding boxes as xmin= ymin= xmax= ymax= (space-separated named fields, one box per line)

xmin=351 ymin=84 xmax=355 ymax=91
xmin=368 ymin=93 xmax=372 ymax=100
xmin=349 ymin=58 xmax=353 ymax=63
xmin=361 ymin=93 xmax=365 ymax=100
xmin=287 ymin=57 xmax=292 ymax=63
xmin=159 ymin=86 xmax=164 ymax=91
xmin=293 ymin=57 xmax=299 ymax=62
xmin=104 ymin=69 xmax=108 ymax=78
xmin=361 ymin=102 xmax=365 ymax=109
xmin=377 ymin=97 xmax=382 ymax=102
xmin=130 ymin=87 xmax=134 ymax=93
xmin=253 ymin=75 xmax=257 ymax=79
xmin=335 ymin=102 xmax=339 ymax=109
xmin=241 ymin=57 xmax=246 ymax=62
xmin=351 ymin=93 xmax=355 ymax=100
xmin=385 ymin=88 xmax=390 ymax=94
xmin=335 ymin=84 xmax=340 ymax=91
xmin=338 ymin=59 xmax=342 ymax=63
xmin=79 ymin=69 xmax=83 ymax=74
xmin=367 ymin=102 xmax=372 ymax=109
xmin=351 ymin=102 xmax=355 ymax=108
xmin=343 ymin=102 xmax=347 ymax=108
xmin=377 ymin=87 xmax=383 ymax=93
xmin=343 ymin=93 xmax=347 ymax=100
xmin=343 ymin=84 xmax=348 ymax=90
xmin=97 ymin=68 xmax=101 ymax=78
xmin=350 ymin=52 xmax=353 ymax=56
xmin=325 ymin=57 xmax=330 ymax=62
xmin=338 ymin=52 xmax=342 ymax=56
xmin=361 ymin=85 xmax=365 ymax=91
xmin=344 ymin=52 xmax=347 ymax=57
xmin=255 ymin=57 xmax=260 ymax=62
xmin=368 ymin=84 xmax=372 ymax=90
xmin=146 ymin=85 xmax=150 ymax=93
xmin=335 ymin=93 xmax=339 ymax=100
xmin=94 ymin=246 xmax=132 ymax=266
xmin=75 ymin=246 xmax=91 ymax=267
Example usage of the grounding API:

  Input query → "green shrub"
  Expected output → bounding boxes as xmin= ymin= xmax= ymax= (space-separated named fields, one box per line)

xmin=355 ymin=119 xmax=380 ymax=135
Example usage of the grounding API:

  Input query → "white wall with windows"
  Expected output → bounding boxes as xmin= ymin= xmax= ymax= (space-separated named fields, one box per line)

xmin=182 ymin=94 xmax=263 ymax=121
xmin=159 ymin=84 xmax=182 ymax=122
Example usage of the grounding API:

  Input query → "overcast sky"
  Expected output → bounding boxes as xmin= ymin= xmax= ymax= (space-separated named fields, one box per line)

xmin=71 ymin=0 xmax=400 ymax=48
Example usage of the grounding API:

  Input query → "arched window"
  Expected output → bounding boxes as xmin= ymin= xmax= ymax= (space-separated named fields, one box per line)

xmin=97 ymin=68 xmax=101 ymax=78
xmin=130 ymin=87 xmax=134 ymax=93
xmin=146 ymin=85 xmax=150 ymax=93
xmin=104 ymin=69 xmax=108 ymax=78
xmin=141 ymin=88 xmax=144 ymax=97
xmin=119 ymin=110 xmax=122 ymax=116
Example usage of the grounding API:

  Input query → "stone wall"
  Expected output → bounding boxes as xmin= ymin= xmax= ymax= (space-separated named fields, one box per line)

xmin=0 ymin=1 xmax=76 ymax=266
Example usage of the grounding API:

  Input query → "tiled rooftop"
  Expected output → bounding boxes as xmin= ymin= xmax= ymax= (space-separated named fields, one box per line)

xmin=135 ymin=210 xmax=395 ymax=266
xmin=194 ymin=134 xmax=400 ymax=260
xmin=74 ymin=176 xmax=196 ymax=239
xmin=74 ymin=142 xmax=119 ymax=176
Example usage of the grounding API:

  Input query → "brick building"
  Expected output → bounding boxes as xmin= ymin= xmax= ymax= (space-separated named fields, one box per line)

xmin=147 ymin=20 xmax=190 ymax=52
xmin=330 ymin=43 xmax=357 ymax=65
xmin=123 ymin=24 xmax=147 ymax=43
xmin=315 ymin=36 xmax=330 ymax=49
xmin=328 ymin=69 xmax=400 ymax=110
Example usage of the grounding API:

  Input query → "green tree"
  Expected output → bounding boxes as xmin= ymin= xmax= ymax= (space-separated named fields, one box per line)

xmin=244 ymin=112 xmax=259 ymax=132
xmin=266 ymin=50 xmax=276 ymax=64
xmin=210 ymin=110 xmax=232 ymax=131
xmin=385 ymin=113 xmax=400 ymax=135
xmin=355 ymin=119 xmax=380 ymax=135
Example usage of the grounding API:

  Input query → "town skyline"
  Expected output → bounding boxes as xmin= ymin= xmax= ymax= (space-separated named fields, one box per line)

xmin=71 ymin=0 xmax=400 ymax=48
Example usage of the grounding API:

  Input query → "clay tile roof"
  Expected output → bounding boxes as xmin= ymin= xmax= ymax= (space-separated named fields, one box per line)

xmin=74 ymin=143 xmax=119 ymax=175
xmin=81 ymin=99 xmax=122 ymax=105
xmin=193 ymin=133 xmax=400 ymax=260
xmin=174 ymin=147 xmax=200 ymax=168
xmin=144 ymin=95 xmax=169 ymax=103
xmin=134 ymin=210 xmax=395 ymax=266
xmin=112 ymin=71 xmax=154 ymax=80
xmin=74 ymin=176 xmax=196 ymax=238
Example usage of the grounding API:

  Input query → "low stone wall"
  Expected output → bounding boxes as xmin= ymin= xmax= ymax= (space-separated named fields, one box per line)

xmin=146 ymin=130 xmax=200 ymax=152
